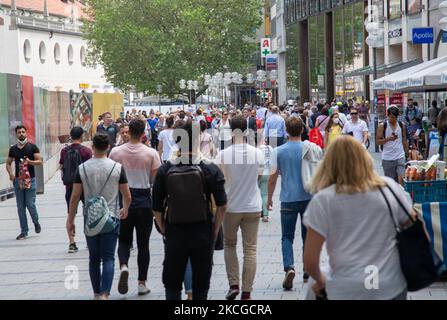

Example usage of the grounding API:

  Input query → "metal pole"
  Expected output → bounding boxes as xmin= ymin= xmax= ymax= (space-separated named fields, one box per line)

xmin=373 ymin=47 xmax=379 ymax=153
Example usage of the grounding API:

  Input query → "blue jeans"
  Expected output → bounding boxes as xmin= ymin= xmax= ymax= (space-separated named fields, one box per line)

xmin=13 ymin=178 xmax=39 ymax=235
xmin=183 ymin=258 xmax=192 ymax=294
xmin=86 ymin=224 xmax=120 ymax=295
xmin=280 ymin=201 xmax=310 ymax=272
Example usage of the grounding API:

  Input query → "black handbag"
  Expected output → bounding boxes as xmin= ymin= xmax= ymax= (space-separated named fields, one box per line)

xmin=379 ymin=185 xmax=438 ymax=292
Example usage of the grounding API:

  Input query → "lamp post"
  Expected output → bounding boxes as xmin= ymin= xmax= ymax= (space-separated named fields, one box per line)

xmin=246 ymin=73 xmax=255 ymax=105
xmin=257 ymin=70 xmax=267 ymax=105
xmin=179 ymin=79 xmax=186 ymax=110
xmin=365 ymin=16 xmax=384 ymax=152
xmin=156 ymin=84 xmax=162 ymax=113
xmin=270 ymin=70 xmax=278 ymax=106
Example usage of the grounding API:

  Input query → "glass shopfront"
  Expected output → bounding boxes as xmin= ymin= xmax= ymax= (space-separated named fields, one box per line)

xmin=309 ymin=15 xmax=327 ymax=100
xmin=286 ymin=23 xmax=300 ymax=101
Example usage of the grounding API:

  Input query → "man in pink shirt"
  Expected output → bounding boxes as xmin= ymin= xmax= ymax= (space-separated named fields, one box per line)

xmin=110 ymin=119 xmax=161 ymax=296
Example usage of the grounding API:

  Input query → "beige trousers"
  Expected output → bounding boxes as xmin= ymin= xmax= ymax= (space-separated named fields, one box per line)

xmin=223 ymin=212 xmax=261 ymax=292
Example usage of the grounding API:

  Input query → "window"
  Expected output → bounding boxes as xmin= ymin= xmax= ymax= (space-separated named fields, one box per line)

xmin=80 ymin=46 xmax=86 ymax=66
xmin=388 ymin=0 xmax=402 ymax=20
xmin=407 ymin=0 xmax=422 ymax=15
xmin=23 ymin=39 xmax=31 ymax=63
xmin=39 ymin=41 xmax=46 ymax=64
xmin=372 ymin=0 xmax=384 ymax=21
xmin=310 ymin=0 xmax=319 ymax=14
xmin=68 ymin=44 xmax=74 ymax=65
xmin=54 ymin=43 xmax=61 ymax=65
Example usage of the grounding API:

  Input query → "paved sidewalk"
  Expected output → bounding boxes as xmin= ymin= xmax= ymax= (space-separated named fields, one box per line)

xmin=0 ymin=150 xmax=446 ymax=300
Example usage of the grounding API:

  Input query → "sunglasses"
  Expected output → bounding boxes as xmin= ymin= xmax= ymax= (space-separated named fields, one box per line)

xmin=223 ymin=113 xmax=228 ymax=115
xmin=351 ymin=113 xmax=358 ymax=115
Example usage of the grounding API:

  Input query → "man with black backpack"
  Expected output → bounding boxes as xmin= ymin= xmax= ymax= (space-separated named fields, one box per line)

xmin=376 ymin=105 xmax=409 ymax=185
xmin=152 ymin=119 xmax=227 ymax=300
xmin=59 ymin=126 xmax=92 ymax=253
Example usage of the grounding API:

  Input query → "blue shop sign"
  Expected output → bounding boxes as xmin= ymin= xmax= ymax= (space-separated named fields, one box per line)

xmin=412 ymin=28 xmax=434 ymax=44
xmin=442 ymin=31 xmax=447 ymax=43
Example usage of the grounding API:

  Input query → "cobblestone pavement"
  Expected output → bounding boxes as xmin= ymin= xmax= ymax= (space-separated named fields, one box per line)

xmin=0 ymin=150 xmax=446 ymax=300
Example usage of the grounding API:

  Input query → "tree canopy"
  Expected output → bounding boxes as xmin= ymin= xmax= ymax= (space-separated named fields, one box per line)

xmin=83 ymin=0 xmax=263 ymax=96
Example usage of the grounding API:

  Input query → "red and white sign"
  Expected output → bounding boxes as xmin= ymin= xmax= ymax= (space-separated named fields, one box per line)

xmin=261 ymin=38 xmax=271 ymax=58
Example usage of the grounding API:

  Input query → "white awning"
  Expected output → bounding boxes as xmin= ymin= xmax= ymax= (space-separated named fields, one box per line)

xmin=372 ymin=56 xmax=447 ymax=91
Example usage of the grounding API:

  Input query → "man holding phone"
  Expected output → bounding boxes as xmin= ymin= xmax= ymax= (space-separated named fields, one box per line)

xmin=376 ymin=105 xmax=408 ymax=185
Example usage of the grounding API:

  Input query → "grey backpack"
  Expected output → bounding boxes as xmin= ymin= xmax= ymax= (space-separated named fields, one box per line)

xmin=82 ymin=163 xmax=119 ymax=237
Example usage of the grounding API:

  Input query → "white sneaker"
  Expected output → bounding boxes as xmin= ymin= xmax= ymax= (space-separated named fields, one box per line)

xmin=118 ymin=266 xmax=129 ymax=295
xmin=138 ymin=283 xmax=151 ymax=296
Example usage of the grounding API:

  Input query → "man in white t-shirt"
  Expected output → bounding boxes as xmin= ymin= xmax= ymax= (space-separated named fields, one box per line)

xmin=215 ymin=115 xmax=264 ymax=301
xmin=342 ymin=107 xmax=368 ymax=146
xmin=157 ymin=116 xmax=177 ymax=162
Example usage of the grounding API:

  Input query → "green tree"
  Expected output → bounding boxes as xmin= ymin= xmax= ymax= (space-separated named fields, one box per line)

xmin=83 ymin=0 xmax=263 ymax=96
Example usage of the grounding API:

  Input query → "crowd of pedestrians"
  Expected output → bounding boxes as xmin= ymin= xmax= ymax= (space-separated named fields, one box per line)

xmin=6 ymin=96 xmax=446 ymax=300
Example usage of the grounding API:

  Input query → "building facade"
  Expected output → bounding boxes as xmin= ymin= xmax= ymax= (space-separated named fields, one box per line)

xmin=284 ymin=0 xmax=447 ymax=110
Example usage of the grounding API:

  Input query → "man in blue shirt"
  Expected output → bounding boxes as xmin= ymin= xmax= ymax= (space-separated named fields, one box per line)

xmin=147 ymin=111 xmax=159 ymax=149
xmin=264 ymin=106 xmax=286 ymax=147
xmin=267 ymin=116 xmax=311 ymax=290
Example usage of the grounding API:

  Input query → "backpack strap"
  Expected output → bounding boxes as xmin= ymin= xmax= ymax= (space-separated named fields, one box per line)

xmin=82 ymin=162 xmax=117 ymax=197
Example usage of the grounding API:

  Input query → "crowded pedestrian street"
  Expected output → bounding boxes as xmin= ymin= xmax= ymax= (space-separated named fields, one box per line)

xmin=3 ymin=0 xmax=447 ymax=306
xmin=0 ymin=146 xmax=446 ymax=300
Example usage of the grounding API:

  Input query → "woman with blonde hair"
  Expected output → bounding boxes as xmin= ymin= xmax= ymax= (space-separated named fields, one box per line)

xmin=303 ymin=135 xmax=414 ymax=300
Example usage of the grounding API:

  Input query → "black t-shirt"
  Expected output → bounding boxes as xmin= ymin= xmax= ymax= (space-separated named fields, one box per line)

xmin=152 ymin=160 xmax=227 ymax=215
xmin=8 ymin=143 xmax=40 ymax=178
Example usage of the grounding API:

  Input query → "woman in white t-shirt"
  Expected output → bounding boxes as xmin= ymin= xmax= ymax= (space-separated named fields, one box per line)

xmin=217 ymin=110 xmax=232 ymax=150
xmin=303 ymin=135 xmax=413 ymax=300
xmin=258 ymin=142 xmax=273 ymax=222
xmin=199 ymin=120 xmax=216 ymax=159
xmin=157 ymin=116 xmax=176 ymax=162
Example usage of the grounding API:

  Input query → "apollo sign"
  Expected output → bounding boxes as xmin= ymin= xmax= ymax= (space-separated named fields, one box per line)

xmin=412 ymin=28 xmax=434 ymax=44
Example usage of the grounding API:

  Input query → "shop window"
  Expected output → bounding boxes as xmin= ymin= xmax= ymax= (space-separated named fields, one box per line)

xmin=407 ymin=0 xmax=422 ymax=15
xmin=388 ymin=0 xmax=402 ymax=20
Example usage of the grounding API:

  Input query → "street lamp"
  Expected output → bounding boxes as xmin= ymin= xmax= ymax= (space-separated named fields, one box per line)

xmin=257 ymin=70 xmax=267 ymax=104
xmin=179 ymin=79 xmax=186 ymax=110
xmin=246 ymin=73 xmax=255 ymax=105
xmin=365 ymin=11 xmax=384 ymax=152
xmin=156 ymin=84 xmax=162 ymax=113
xmin=270 ymin=70 xmax=278 ymax=105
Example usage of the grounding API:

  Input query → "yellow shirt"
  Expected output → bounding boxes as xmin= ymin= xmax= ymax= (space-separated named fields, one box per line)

xmin=328 ymin=125 xmax=342 ymax=145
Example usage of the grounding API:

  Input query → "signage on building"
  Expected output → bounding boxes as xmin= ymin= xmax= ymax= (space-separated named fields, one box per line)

xmin=79 ymin=83 xmax=90 ymax=89
xmin=390 ymin=93 xmax=403 ymax=106
xmin=260 ymin=38 xmax=271 ymax=58
xmin=412 ymin=27 xmax=434 ymax=44
xmin=266 ymin=54 xmax=278 ymax=71
xmin=388 ymin=28 xmax=402 ymax=39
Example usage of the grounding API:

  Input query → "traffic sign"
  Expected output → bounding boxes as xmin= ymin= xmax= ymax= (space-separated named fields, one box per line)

xmin=261 ymin=38 xmax=271 ymax=58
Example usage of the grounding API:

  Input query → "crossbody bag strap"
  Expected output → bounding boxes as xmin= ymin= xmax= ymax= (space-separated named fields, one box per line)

xmin=385 ymin=184 xmax=415 ymax=222
xmin=378 ymin=187 xmax=399 ymax=233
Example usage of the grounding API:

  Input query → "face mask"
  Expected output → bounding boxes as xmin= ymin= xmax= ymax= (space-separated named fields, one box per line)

xmin=18 ymin=138 xmax=27 ymax=145
xmin=333 ymin=119 xmax=339 ymax=124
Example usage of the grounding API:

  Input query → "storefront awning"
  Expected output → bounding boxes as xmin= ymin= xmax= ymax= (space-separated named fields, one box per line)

xmin=343 ymin=59 xmax=422 ymax=78
xmin=373 ymin=56 xmax=447 ymax=92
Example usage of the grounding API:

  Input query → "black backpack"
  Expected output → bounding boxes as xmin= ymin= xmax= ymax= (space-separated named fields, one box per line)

xmin=165 ymin=164 xmax=209 ymax=224
xmin=380 ymin=120 xmax=404 ymax=151
xmin=62 ymin=146 xmax=83 ymax=185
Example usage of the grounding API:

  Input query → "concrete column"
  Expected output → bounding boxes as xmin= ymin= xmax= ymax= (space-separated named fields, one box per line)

xmin=325 ymin=12 xmax=335 ymax=101
xmin=278 ymin=52 xmax=287 ymax=104
xmin=298 ymin=20 xmax=310 ymax=103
